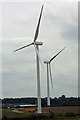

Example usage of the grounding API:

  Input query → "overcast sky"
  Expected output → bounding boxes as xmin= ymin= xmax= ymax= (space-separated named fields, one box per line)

xmin=1 ymin=2 xmax=78 ymax=98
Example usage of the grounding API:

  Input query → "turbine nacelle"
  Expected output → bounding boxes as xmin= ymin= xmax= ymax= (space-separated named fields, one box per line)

xmin=33 ymin=41 xmax=43 ymax=46
xmin=44 ymin=61 xmax=50 ymax=64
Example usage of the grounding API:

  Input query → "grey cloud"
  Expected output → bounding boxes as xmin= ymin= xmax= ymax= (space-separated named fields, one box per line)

xmin=62 ymin=23 xmax=77 ymax=40
xmin=2 ymin=3 xmax=78 ymax=98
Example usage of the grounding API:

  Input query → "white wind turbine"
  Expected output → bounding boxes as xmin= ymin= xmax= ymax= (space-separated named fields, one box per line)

xmin=44 ymin=47 xmax=66 ymax=106
xmin=14 ymin=5 xmax=44 ymax=113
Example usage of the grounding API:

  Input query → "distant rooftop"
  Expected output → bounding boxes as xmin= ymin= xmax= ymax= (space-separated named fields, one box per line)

xmin=19 ymin=104 xmax=37 ymax=107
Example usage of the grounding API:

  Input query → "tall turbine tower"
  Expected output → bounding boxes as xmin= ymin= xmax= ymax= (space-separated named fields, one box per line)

xmin=14 ymin=5 xmax=44 ymax=113
xmin=44 ymin=47 xmax=66 ymax=106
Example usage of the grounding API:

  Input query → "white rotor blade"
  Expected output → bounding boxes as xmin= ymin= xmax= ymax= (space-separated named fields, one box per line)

xmin=34 ymin=5 xmax=43 ymax=42
xmin=34 ymin=44 xmax=44 ymax=72
xmin=14 ymin=43 xmax=33 ymax=52
xmin=49 ymin=63 xmax=53 ymax=89
xmin=50 ymin=46 xmax=66 ymax=62
xmin=34 ymin=44 xmax=47 ymax=61
xmin=34 ymin=45 xmax=46 ymax=83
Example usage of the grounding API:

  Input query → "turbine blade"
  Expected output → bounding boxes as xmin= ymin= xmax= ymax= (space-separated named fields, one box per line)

xmin=34 ymin=5 xmax=43 ymax=42
xmin=50 ymin=46 xmax=66 ymax=62
xmin=13 ymin=43 xmax=33 ymax=52
xmin=34 ymin=44 xmax=45 ymax=73
xmin=34 ymin=43 xmax=47 ymax=61
xmin=34 ymin=44 xmax=40 ymax=57
xmin=49 ymin=63 xmax=53 ymax=89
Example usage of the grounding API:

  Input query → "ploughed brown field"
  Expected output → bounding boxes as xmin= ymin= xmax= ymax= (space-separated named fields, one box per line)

xmin=42 ymin=106 xmax=80 ymax=115
xmin=2 ymin=106 xmax=80 ymax=119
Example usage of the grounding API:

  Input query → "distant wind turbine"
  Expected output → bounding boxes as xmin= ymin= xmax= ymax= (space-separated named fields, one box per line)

xmin=44 ymin=47 xmax=66 ymax=106
xmin=14 ymin=5 xmax=44 ymax=113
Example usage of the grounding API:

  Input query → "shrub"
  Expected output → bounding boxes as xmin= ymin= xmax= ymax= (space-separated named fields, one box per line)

xmin=65 ymin=112 xmax=76 ymax=117
xmin=29 ymin=114 xmax=37 ymax=120
xmin=49 ymin=112 xmax=55 ymax=119
xmin=37 ymin=114 xmax=48 ymax=119
xmin=57 ymin=114 xmax=63 ymax=117
xmin=1 ymin=116 xmax=8 ymax=120
xmin=76 ymin=113 xmax=80 ymax=116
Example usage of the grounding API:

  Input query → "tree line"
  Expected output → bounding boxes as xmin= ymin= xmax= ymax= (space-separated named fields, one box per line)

xmin=2 ymin=95 xmax=80 ymax=107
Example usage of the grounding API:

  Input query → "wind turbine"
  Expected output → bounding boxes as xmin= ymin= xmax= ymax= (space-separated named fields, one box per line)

xmin=44 ymin=47 xmax=66 ymax=106
xmin=14 ymin=5 xmax=44 ymax=113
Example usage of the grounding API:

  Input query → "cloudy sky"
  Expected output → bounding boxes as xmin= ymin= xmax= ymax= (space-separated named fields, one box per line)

xmin=1 ymin=1 xmax=78 ymax=98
